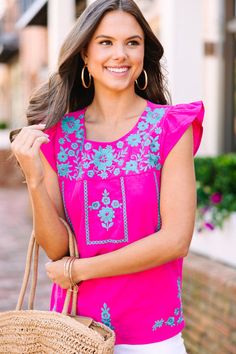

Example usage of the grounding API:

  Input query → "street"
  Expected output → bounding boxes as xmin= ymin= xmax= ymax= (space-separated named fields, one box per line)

xmin=0 ymin=187 xmax=51 ymax=312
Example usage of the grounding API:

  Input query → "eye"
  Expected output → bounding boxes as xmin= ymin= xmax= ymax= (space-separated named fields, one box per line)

xmin=127 ymin=40 xmax=140 ymax=46
xmin=99 ymin=40 xmax=112 ymax=46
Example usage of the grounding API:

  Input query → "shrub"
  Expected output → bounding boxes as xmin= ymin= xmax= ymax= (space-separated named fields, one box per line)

xmin=194 ymin=154 xmax=236 ymax=231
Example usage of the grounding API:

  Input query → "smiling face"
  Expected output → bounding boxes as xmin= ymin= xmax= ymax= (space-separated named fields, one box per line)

xmin=82 ymin=10 xmax=145 ymax=94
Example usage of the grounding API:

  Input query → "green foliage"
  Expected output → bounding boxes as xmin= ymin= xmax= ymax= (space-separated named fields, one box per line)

xmin=194 ymin=154 xmax=236 ymax=231
xmin=0 ymin=121 xmax=8 ymax=129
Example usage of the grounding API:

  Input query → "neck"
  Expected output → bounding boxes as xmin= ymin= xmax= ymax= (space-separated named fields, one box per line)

xmin=86 ymin=86 xmax=145 ymax=124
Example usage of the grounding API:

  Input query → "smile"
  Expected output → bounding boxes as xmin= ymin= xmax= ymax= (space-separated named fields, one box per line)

xmin=105 ymin=66 xmax=130 ymax=73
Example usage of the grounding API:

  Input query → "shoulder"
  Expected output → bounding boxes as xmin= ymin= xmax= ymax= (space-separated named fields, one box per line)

xmin=155 ymin=100 xmax=205 ymax=165
xmin=44 ymin=107 xmax=85 ymax=138
xmin=148 ymin=100 xmax=204 ymax=119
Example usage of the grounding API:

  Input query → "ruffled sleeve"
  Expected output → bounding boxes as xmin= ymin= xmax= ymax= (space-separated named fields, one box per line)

xmin=160 ymin=101 xmax=204 ymax=165
xmin=39 ymin=123 xmax=58 ymax=172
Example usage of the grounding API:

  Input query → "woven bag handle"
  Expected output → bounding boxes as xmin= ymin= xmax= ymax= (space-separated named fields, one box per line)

xmin=15 ymin=217 xmax=79 ymax=316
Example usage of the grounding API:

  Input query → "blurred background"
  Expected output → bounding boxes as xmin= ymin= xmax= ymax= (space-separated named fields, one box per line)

xmin=0 ymin=0 xmax=235 ymax=353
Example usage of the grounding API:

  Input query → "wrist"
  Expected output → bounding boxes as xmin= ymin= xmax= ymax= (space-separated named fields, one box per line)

xmin=73 ymin=258 xmax=91 ymax=283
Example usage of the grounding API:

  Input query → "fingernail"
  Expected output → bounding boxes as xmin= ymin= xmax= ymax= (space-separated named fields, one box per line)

xmin=39 ymin=123 xmax=46 ymax=126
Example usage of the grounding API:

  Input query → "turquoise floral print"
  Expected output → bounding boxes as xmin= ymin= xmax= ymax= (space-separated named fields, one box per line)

xmin=152 ymin=319 xmax=164 ymax=330
xmin=58 ymin=148 xmax=68 ymax=162
xmin=152 ymin=277 xmax=184 ymax=331
xmin=123 ymin=160 xmax=138 ymax=174
xmin=57 ymin=163 xmax=72 ymax=178
xmin=57 ymin=115 xmax=85 ymax=180
xmin=165 ymin=317 xmax=175 ymax=327
xmin=89 ymin=189 xmax=122 ymax=231
xmin=101 ymin=303 xmax=115 ymax=330
xmin=127 ymin=133 xmax=141 ymax=147
xmin=56 ymin=105 xmax=166 ymax=180
xmin=93 ymin=146 xmax=114 ymax=171
xmin=146 ymin=108 xmax=165 ymax=124
xmin=62 ymin=116 xmax=82 ymax=134
xmin=98 ymin=207 xmax=115 ymax=224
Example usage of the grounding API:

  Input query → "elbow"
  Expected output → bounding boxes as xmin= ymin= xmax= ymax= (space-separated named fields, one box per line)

xmin=35 ymin=238 xmax=69 ymax=261
xmin=175 ymin=233 xmax=192 ymax=258
xmin=178 ymin=244 xmax=189 ymax=258
xmin=46 ymin=249 xmax=69 ymax=261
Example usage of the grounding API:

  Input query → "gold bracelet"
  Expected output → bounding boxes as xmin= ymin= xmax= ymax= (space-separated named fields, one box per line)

xmin=69 ymin=257 xmax=77 ymax=287
xmin=63 ymin=257 xmax=71 ymax=279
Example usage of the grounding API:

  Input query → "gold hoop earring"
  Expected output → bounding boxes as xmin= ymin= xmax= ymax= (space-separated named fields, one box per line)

xmin=81 ymin=65 xmax=92 ymax=88
xmin=135 ymin=69 xmax=148 ymax=91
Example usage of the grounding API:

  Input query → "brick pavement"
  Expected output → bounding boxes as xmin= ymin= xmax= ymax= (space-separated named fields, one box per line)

xmin=0 ymin=186 xmax=51 ymax=312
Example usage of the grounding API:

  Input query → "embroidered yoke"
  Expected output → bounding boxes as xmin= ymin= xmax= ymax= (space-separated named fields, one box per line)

xmin=40 ymin=100 xmax=204 ymax=345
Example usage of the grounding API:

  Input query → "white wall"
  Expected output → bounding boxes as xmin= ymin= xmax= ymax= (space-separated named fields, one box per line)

xmin=158 ymin=0 xmax=225 ymax=156
xmin=158 ymin=0 xmax=204 ymax=104
xmin=86 ymin=0 xmax=225 ymax=156
xmin=48 ymin=0 xmax=76 ymax=72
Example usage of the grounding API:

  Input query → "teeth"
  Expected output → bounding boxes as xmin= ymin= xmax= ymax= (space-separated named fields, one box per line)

xmin=106 ymin=67 xmax=129 ymax=73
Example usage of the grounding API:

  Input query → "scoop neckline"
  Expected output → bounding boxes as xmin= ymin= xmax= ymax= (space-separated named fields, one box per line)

xmin=80 ymin=99 xmax=150 ymax=145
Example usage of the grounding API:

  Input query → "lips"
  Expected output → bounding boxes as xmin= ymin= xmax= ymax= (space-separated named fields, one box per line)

xmin=105 ymin=66 xmax=130 ymax=75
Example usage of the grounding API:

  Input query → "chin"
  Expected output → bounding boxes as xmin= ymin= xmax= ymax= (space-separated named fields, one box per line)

xmin=103 ymin=82 xmax=131 ymax=92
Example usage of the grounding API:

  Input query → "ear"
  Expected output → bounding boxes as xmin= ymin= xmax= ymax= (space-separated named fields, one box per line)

xmin=81 ymin=48 xmax=88 ymax=64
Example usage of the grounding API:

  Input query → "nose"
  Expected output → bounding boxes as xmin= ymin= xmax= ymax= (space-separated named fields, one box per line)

xmin=112 ymin=44 xmax=128 ymax=61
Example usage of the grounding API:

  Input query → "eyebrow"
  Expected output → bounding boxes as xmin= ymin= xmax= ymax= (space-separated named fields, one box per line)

xmin=95 ymin=35 xmax=143 ymax=40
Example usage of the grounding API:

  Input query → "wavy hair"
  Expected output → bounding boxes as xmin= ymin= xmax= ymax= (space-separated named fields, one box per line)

xmin=10 ymin=0 xmax=171 ymax=142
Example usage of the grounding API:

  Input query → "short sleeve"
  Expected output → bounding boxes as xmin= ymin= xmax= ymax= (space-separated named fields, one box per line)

xmin=39 ymin=123 xmax=58 ymax=172
xmin=160 ymin=101 xmax=204 ymax=165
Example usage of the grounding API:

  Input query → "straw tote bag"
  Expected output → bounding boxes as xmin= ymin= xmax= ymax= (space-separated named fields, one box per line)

xmin=0 ymin=217 xmax=115 ymax=353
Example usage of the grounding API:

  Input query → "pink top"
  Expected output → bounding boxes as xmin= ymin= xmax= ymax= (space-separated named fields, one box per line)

xmin=40 ymin=100 xmax=204 ymax=345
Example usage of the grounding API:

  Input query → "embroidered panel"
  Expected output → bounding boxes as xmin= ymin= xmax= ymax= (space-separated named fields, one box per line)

xmin=56 ymin=106 xmax=166 ymax=180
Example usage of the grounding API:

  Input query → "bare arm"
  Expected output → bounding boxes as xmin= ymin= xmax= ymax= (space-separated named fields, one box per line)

xmin=11 ymin=124 xmax=69 ymax=261
xmin=74 ymin=126 xmax=196 ymax=282
xmin=28 ymin=152 xmax=69 ymax=261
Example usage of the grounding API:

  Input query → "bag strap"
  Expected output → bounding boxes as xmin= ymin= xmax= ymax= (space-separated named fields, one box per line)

xmin=15 ymin=217 xmax=79 ymax=317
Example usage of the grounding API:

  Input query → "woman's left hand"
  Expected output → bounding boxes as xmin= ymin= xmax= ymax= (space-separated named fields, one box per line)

xmin=45 ymin=257 xmax=81 ymax=289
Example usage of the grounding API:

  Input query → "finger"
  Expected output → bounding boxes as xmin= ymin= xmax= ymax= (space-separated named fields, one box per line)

xmin=28 ymin=123 xmax=47 ymax=130
xmin=30 ymin=136 xmax=50 ymax=153
xmin=21 ymin=131 xmax=50 ymax=150
xmin=12 ymin=127 xmax=49 ymax=151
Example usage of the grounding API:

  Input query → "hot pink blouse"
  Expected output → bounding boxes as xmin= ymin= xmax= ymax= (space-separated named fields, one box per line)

xmin=40 ymin=100 xmax=204 ymax=345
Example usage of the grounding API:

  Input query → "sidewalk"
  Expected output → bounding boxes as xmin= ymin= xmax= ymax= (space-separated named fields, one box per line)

xmin=0 ymin=187 xmax=51 ymax=312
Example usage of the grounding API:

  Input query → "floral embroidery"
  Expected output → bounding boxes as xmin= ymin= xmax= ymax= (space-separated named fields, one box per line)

xmin=146 ymin=108 xmax=165 ymax=124
xmin=117 ymin=141 xmax=124 ymax=149
xmin=152 ymin=277 xmax=184 ymax=331
xmin=58 ymin=148 xmax=68 ymax=162
xmin=93 ymin=146 xmax=114 ymax=171
xmin=62 ymin=115 xmax=82 ymax=134
xmin=101 ymin=303 xmax=115 ymax=330
xmin=89 ymin=189 xmax=122 ymax=231
xmin=123 ymin=160 xmax=138 ymax=174
xmin=57 ymin=114 xmax=85 ymax=180
xmin=127 ymin=133 xmax=141 ymax=147
xmin=57 ymin=163 xmax=72 ymax=178
xmin=152 ymin=319 xmax=164 ymax=330
xmin=56 ymin=105 xmax=166 ymax=180
xmin=165 ymin=317 xmax=175 ymax=327
xmin=174 ymin=308 xmax=180 ymax=316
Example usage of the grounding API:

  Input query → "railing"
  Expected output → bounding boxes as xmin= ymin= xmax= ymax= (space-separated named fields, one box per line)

xmin=19 ymin=0 xmax=37 ymax=14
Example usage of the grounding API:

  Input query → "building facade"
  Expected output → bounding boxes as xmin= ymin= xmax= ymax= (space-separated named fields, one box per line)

xmin=0 ymin=0 xmax=235 ymax=155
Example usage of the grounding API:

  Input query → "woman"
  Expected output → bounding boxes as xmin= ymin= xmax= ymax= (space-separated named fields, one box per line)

xmin=10 ymin=0 xmax=204 ymax=353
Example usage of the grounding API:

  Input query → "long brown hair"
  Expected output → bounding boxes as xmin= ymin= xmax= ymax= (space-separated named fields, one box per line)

xmin=10 ymin=0 xmax=171 ymax=142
